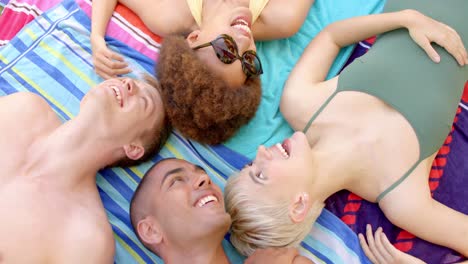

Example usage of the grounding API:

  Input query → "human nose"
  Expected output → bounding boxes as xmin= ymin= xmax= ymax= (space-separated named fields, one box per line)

xmin=194 ymin=172 xmax=211 ymax=189
xmin=232 ymin=35 xmax=254 ymax=55
xmin=122 ymin=78 xmax=138 ymax=95
xmin=257 ymin=145 xmax=272 ymax=161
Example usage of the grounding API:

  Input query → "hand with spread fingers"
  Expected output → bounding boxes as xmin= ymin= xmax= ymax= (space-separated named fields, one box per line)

xmin=359 ymin=225 xmax=425 ymax=264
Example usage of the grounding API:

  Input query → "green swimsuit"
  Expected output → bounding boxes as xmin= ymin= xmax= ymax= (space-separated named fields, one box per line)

xmin=303 ymin=0 xmax=468 ymax=202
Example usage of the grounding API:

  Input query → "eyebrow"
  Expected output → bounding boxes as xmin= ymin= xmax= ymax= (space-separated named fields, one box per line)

xmin=161 ymin=167 xmax=184 ymax=187
xmin=249 ymin=170 xmax=264 ymax=185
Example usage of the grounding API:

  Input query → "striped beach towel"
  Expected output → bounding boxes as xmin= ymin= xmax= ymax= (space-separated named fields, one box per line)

xmin=0 ymin=0 xmax=377 ymax=263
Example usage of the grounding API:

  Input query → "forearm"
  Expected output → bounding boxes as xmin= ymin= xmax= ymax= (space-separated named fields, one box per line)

xmin=91 ymin=0 xmax=118 ymax=39
xmin=288 ymin=9 xmax=422 ymax=85
xmin=252 ymin=0 xmax=315 ymax=40
xmin=325 ymin=9 xmax=418 ymax=48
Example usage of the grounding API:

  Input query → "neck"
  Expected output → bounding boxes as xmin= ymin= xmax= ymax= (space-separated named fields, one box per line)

xmin=24 ymin=115 xmax=119 ymax=191
xmin=163 ymin=238 xmax=229 ymax=264
xmin=200 ymin=0 xmax=249 ymax=26
xmin=200 ymin=0 xmax=219 ymax=24
xmin=305 ymin=148 xmax=353 ymax=203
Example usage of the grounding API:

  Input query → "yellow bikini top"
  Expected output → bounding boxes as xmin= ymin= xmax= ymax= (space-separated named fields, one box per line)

xmin=187 ymin=0 xmax=270 ymax=27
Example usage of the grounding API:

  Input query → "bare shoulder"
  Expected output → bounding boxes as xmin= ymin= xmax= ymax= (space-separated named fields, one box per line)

xmin=61 ymin=214 xmax=115 ymax=263
xmin=1 ymin=92 xmax=55 ymax=118
xmin=0 ymin=92 xmax=61 ymax=135
xmin=1 ymin=92 xmax=49 ymax=107
xmin=377 ymin=162 xmax=432 ymax=224
xmin=281 ymin=77 xmax=338 ymax=131
xmin=293 ymin=255 xmax=315 ymax=264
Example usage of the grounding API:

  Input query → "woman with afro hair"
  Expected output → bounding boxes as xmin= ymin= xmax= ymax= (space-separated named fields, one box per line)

xmin=91 ymin=0 xmax=315 ymax=144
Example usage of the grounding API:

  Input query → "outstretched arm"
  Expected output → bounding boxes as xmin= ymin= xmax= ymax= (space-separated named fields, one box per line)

xmin=281 ymin=10 xmax=467 ymax=130
xmin=379 ymin=178 xmax=468 ymax=258
xmin=90 ymin=0 xmax=131 ymax=79
xmin=287 ymin=9 xmax=466 ymax=88
xmin=252 ymin=0 xmax=315 ymax=40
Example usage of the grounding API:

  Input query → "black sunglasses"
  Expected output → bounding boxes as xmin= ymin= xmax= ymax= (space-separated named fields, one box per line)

xmin=193 ymin=34 xmax=263 ymax=77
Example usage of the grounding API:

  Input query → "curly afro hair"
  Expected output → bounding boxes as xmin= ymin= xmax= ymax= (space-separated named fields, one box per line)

xmin=156 ymin=35 xmax=261 ymax=145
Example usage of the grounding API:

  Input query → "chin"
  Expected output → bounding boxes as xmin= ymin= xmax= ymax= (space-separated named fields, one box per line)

xmin=211 ymin=212 xmax=232 ymax=233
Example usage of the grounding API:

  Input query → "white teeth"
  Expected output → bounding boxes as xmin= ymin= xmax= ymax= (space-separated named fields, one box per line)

xmin=196 ymin=195 xmax=218 ymax=207
xmin=111 ymin=85 xmax=122 ymax=106
xmin=232 ymin=24 xmax=252 ymax=34
xmin=237 ymin=19 xmax=249 ymax=26
xmin=275 ymin=143 xmax=289 ymax=159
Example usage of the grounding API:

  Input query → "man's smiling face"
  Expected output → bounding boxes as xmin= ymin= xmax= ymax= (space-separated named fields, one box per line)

xmin=144 ymin=159 xmax=231 ymax=244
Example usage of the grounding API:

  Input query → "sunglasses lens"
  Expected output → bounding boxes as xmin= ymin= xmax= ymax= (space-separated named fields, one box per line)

xmin=212 ymin=37 xmax=237 ymax=64
xmin=242 ymin=52 xmax=262 ymax=76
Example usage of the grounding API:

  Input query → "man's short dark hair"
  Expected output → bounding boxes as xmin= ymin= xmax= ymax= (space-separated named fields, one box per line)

xmin=129 ymin=158 xmax=175 ymax=244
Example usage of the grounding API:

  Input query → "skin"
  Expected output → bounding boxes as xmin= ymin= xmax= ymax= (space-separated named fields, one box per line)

xmin=360 ymin=225 xmax=468 ymax=264
xmin=184 ymin=8 xmax=258 ymax=88
xmin=91 ymin=0 xmax=314 ymax=80
xmin=0 ymin=77 xmax=163 ymax=263
xmin=236 ymin=10 xmax=468 ymax=258
xmin=134 ymin=159 xmax=231 ymax=264
xmin=133 ymin=158 xmax=313 ymax=264
xmin=245 ymin=248 xmax=313 ymax=264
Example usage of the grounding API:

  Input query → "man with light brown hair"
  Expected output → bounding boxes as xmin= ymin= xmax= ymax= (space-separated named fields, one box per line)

xmin=0 ymin=77 xmax=169 ymax=263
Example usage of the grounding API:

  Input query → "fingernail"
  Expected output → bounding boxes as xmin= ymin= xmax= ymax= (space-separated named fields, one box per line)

xmin=433 ymin=56 xmax=440 ymax=63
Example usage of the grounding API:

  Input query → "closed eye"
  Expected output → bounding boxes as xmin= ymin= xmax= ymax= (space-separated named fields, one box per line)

xmin=169 ymin=176 xmax=184 ymax=187
xmin=141 ymin=96 xmax=148 ymax=111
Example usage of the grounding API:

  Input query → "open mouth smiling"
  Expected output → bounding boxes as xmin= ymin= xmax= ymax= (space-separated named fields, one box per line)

xmin=231 ymin=18 xmax=252 ymax=38
xmin=194 ymin=194 xmax=219 ymax=208
xmin=110 ymin=85 xmax=123 ymax=107
xmin=275 ymin=142 xmax=290 ymax=159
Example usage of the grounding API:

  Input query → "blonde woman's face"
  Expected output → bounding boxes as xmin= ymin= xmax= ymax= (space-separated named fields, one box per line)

xmin=238 ymin=132 xmax=314 ymax=200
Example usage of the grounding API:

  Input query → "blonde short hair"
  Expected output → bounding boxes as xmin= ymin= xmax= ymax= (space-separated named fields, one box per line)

xmin=224 ymin=172 xmax=325 ymax=256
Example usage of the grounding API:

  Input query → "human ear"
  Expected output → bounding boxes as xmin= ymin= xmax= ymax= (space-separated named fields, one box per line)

xmin=186 ymin=30 xmax=201 ymax=46
xmin=289 ymin=192 xmax=310 ymax=223
xmin=123 ymin=144 xmax=145 ymax=160
xmin=137 ymin=218 xmax=163 ymax=245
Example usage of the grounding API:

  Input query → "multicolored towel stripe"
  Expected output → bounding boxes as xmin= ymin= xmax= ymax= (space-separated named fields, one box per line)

xmin=0 ymin=0 xmax=371 ymax=263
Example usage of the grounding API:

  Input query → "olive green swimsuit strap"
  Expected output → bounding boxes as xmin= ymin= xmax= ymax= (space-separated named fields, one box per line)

xmin=303 ymin=91 xmax=339 ymax=133
xmin=376 ymin=159 xmax=421 ymax=203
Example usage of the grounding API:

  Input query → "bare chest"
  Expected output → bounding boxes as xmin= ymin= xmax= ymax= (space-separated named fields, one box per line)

xmin=0 ymin=180 xmax=105 ymax=263
xmin=307 ymin=97 xmax=422 ymax=201
xmin=0 ymin=110 xmax=60 ymax=179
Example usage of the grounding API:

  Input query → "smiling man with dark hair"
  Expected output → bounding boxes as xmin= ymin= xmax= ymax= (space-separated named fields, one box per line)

xmin=130 ymin=158 xmax=231 ymax=263
xmin=130 ymin=158 xmax=313 ymax=264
